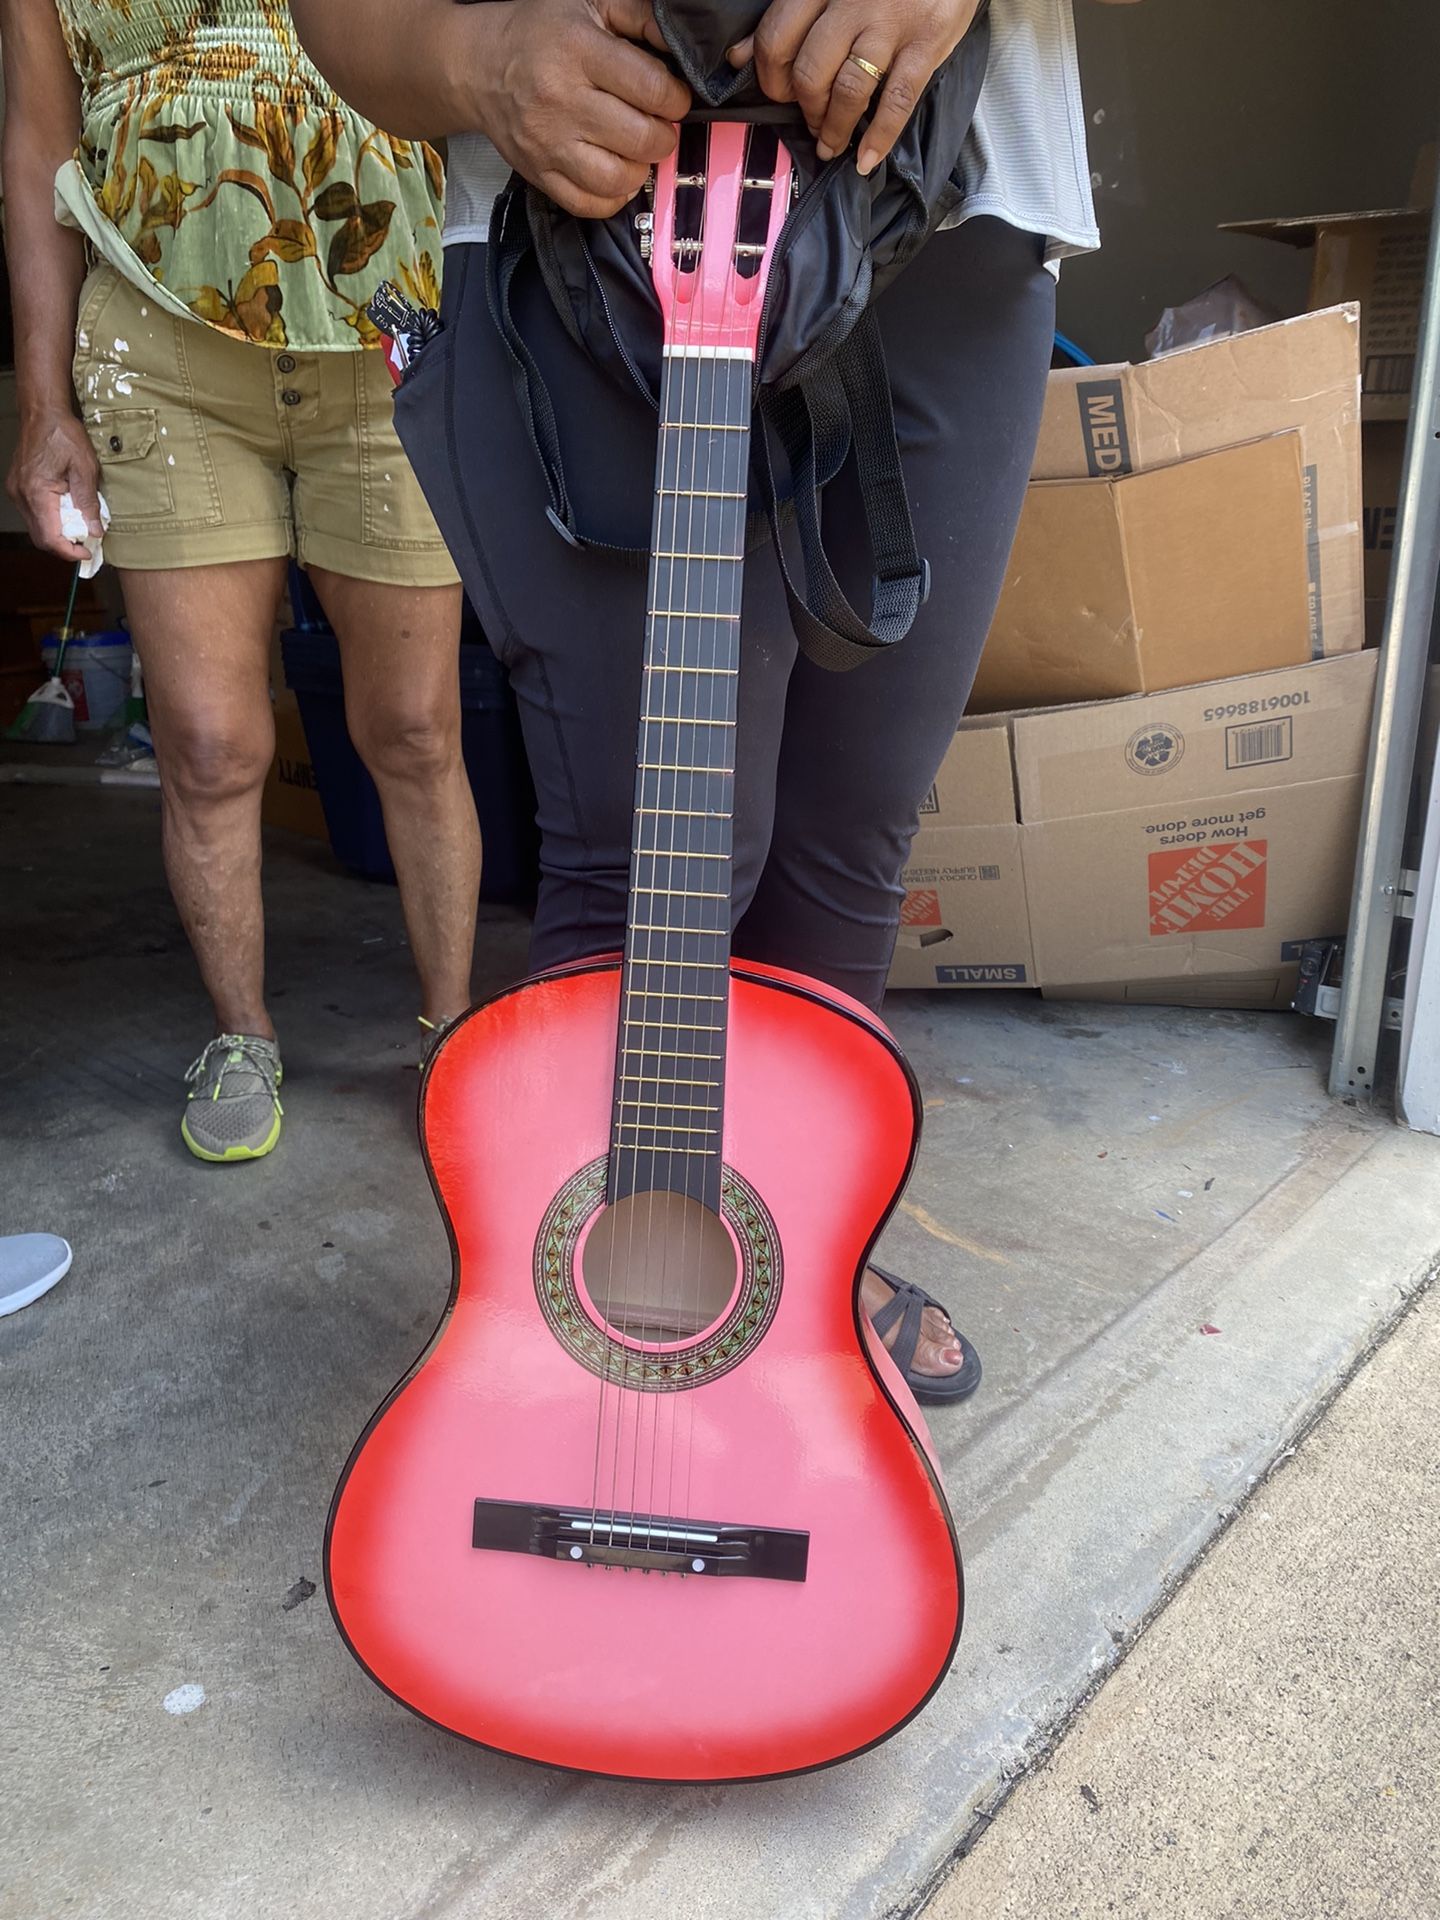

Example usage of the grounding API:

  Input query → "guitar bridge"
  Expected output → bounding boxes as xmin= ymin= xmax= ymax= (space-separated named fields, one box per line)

xmin=472 ymin=1498 xmax=809 ymax=1581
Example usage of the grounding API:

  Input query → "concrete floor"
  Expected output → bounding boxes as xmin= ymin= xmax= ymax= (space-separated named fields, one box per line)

xmin=3 ymin=781 xmax=1438 ymax=1920
xmin=931 ymin=1283 xmax=1440 ymax=1920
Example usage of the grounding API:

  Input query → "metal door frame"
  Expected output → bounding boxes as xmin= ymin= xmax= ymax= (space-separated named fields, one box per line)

xmin=1330 ymin=137 xmax=1440 ymax=1114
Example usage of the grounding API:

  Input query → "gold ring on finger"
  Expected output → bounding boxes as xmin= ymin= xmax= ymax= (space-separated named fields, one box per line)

xmin=845 ymin=52 xmax=888 ymax=83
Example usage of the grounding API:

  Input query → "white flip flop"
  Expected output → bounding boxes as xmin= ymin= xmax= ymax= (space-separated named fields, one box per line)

xmin=0 ymin=1234 xmax=73 ymax=1317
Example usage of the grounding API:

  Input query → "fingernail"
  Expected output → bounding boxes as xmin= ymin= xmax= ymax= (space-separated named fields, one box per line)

xmin=816 ymin=141 xmax=836 ymax=162
xmin=856 ymin=149 xmax=878 ymax=177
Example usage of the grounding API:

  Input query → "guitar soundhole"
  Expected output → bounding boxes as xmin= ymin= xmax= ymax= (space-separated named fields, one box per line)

xmin=580 ymin=1192 xmax=739 ymax=1345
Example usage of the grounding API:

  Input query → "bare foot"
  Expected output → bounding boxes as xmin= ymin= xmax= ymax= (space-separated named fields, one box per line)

xmin=860 ymin=1268 xmax=965 ymax=1378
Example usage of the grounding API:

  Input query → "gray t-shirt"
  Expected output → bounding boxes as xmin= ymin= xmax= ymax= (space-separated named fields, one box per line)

xmin=443 ymin=0 xmax=1099 ymax=264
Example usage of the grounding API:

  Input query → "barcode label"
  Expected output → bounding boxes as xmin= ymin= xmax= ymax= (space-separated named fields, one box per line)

xmin=979 ymin=864 xmax=1001 ymax=882
xmin=1226 ymin=717 xmax=1293 ymax=770
xmin=1365 ymin=353 xmax=1415 ymax=396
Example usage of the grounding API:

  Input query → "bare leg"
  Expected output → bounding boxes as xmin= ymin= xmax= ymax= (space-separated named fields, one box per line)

xmin=120 ymin=559 xmax=286 ymax=1039
xmin=309 ymin=572 xmax=478 ymax=1027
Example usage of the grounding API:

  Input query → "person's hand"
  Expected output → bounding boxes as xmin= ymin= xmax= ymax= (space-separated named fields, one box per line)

xmin=729 ymin=0 xmax=982 ymax=176
xmin=6 ymin=405 xmax=103 ymax=563
xmin=481 ymin=0 xmax=691 ymax=218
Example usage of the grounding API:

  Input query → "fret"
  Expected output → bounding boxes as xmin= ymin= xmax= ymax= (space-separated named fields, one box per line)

xmin=627 ymin=928 xmax=726 ymax=940
xmin=620 ymin=1020 xmax=725 ymax=1034
xmin=616 ymin=1097 xmax=719 ymax=1112
xmin=626 ymin=962 xmax=728 ymax=974
xmin=635 ymin=766 xmax=728 ymax=777
xmin=647 ymin=609 xmax=741 ymax=622
xmin=637 ymin=720 xmax=734 ymax=730
xmin=650 ymin=551 xmax=743 ymax=563
xmin=611 ymin=1145 xmax=717 ymax=1157
xmin=660 ymin=421 xmax=748 ymax=432
xmin=645 ymin=665 xmax=738 ymax=676
xmin=614 ymin=1119 xmax=718 ymax=1135
xmin=657 ymin=487 xmax=747 ymax=499
xmin=617 ymin=1051 xmax=723 ymax=1065
xmin=625 ymin=990 xmax=725 ymax=1006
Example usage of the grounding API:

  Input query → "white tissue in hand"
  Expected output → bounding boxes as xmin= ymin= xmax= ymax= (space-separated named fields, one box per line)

xmin=59 ymin=491 xmax=112 ymax=579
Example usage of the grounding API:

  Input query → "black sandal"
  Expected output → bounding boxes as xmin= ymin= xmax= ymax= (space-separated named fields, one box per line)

xmin=868 ymin=1265 xmax=982 ymax=1406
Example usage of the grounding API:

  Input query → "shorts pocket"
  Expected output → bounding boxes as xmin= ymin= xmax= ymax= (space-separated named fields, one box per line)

xmin=86 ymin=407 xmax=175 ymax=523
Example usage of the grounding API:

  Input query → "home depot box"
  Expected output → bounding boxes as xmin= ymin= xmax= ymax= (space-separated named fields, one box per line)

xmin=1014 ymin=651 xmax=1378 ymax=1009
xmin=1032 ymin=306 xmax=1364 ymax=661
xmin=889 ymin=725 xmax=1034 ymax=988
xmin=970 ymin=433 xmax=1313 ymax=713
xmin=262 ymin=691 xmax=327 ymax=839
xmin=1362 ymin=422 xmax=1406 ymax=647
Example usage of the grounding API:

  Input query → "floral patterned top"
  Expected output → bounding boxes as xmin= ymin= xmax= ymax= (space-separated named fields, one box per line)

xmin=54 ymin=0 xmax=444 ymax=351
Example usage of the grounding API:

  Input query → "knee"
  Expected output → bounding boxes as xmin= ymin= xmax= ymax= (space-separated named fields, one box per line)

xmin=350 ymin=699 xmax=461 ymax=788
xmin=159 ymin=715 xmax=272 ymax=809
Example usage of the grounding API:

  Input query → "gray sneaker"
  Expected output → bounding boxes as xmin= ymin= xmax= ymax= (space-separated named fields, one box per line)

xmin=181 ymin=1034 xmax=283 ymax=1163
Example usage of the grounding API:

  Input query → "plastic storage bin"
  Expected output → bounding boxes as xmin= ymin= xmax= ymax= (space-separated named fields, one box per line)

xmin=280 ymin=627 xmax=539 ymax=904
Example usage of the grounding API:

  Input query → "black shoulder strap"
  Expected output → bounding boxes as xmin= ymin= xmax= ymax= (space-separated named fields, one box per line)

xmin=487 ymin=197 xmax=928 ymax=664
xmin=755 ymin=311 xmax=928 ymax=672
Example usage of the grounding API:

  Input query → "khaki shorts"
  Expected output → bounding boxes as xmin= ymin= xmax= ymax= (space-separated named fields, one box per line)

xmin=72 ymin=263 xmax=459 ymax=586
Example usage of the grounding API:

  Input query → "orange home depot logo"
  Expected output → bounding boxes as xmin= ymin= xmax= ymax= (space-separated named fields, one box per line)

xmin=1148 ymin=841 xmax=1269 ymax=937
xmin=902 ymin=887 xmax=943 ymax=928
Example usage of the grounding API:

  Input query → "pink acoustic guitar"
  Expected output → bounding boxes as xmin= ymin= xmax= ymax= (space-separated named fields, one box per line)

xmin=325 ymin=122 xmax=962 ymax=1782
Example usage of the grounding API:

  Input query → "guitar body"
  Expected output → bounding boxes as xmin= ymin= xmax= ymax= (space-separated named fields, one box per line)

xmin=326 ymin=960 xmax=961 ymax=1781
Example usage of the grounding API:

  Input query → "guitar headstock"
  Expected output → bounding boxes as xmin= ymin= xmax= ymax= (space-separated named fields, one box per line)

xmin=647 ymin=122 xmax=794 ymax=357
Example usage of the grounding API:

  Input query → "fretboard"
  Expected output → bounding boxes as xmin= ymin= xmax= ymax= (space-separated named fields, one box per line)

xmin=609 ymin=349 xmax=752 ymax=1210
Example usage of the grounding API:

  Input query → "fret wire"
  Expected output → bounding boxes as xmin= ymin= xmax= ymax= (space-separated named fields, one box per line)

xmin=610 ymin=1146 xmax=718 ymax=1156
xmin=625 ymin=960 xmax=728 ymax=971
xmin=651 ymin=552 xmax=744 ymax=564
xmin=616 ymin=1098 xmax=719 ymax=1111
xmin=631 ymin=886 xmax=727 ymax=898
xmin=627 ymin=923 xmax=726 ymax=935
xmin=657 ymin=487 xmax=747 ymax=499
xmin=638 ymin=721 xmax=735 ymax=731
xmin=644 ymin=665 xmax=739 ymax=675
xmin=635 ymin=766 xmax=731 ymax=777
xmin=618 ymin=1018 xmax=725 ymax=1031
xmin=660 ymin=421 xmax=748 ymax=432
xmin=617 ymin=1050 xmax=722 ymax=1063
xmin=647 ymin=610 xmax=741 ymax=622
xmin=624 ymin=988 xmax=727 ymax=1001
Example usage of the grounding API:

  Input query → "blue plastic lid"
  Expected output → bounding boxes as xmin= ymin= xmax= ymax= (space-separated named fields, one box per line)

xmin=42 ymin=628 xmax=131 ymax=649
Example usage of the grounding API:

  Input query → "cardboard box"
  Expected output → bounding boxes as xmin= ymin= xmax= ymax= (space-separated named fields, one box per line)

xmin=1031 ymin=306 xmax=1364 ymax=661
xmin=1362 ymin=422 xmax=1406 ymax=648
xmin=1015 ymin=651 xmax=1377 ymax=1008
xmin=890 ymin=726 xmax=1034 ymax=989
xmin=971 ymin=433 xmax=1313 ymax=713
xmin=1222 ymin=168 xmax=1433 ymax=424
xmin=262 ymin=691 xmax=327 ymax=840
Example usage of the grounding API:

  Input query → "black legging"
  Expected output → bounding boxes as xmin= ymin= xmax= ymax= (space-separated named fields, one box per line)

xmin=397 ymin=215 xmax=1056 ymax=1011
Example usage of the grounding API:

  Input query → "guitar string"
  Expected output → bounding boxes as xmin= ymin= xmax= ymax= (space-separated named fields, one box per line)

xmin=655 ymin=169 xmax=725 ymax=1550
xmin=650 ymin=134 xmax=717 ymax=1553
xmin=591 ymin=157 xmax=687 ymax=1548
xmin=612 ymin=133 xmax=712 ymax=1557
xmin=679 ymin=125 xmax=752 ymax=1536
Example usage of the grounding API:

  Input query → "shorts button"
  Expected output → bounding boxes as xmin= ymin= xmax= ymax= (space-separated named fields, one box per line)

xmin=108 ymin=434 xmax=123 ymax=453
xmin=276 ymin=353 xmax=297 ymax=373
xmin=281 ymin=389 xmax=302 ymax=407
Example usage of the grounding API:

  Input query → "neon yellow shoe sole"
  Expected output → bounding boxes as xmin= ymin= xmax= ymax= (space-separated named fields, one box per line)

xmin=181 ymin=1106 xmax=283 ymax=1163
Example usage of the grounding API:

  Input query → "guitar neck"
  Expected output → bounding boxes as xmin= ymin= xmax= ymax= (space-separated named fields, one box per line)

xmin=609 ymin=347 xmax=753 ymax=1210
